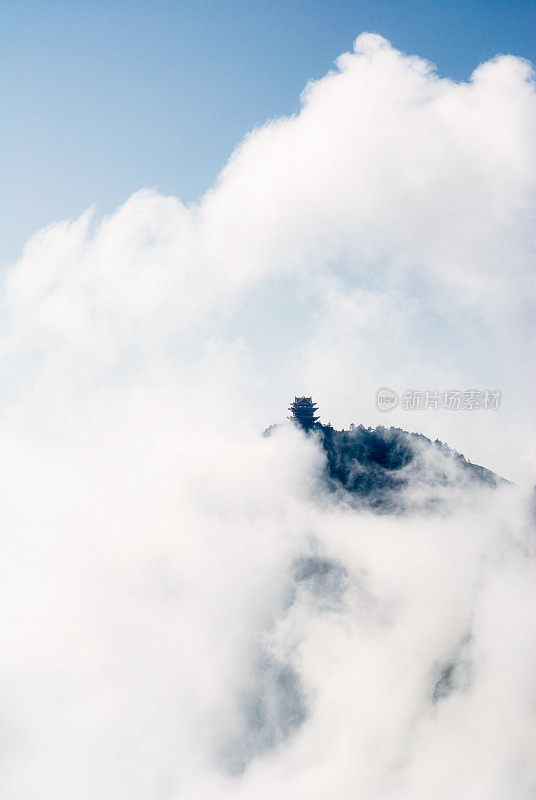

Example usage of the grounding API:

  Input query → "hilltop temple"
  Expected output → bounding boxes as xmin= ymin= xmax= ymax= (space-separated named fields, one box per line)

xmin=288 ymin=397 xmax=319 ymax=431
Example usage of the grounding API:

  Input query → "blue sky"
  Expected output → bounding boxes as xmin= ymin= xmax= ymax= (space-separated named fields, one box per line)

xmin=2 ymin=0 xmax=534 ymax=267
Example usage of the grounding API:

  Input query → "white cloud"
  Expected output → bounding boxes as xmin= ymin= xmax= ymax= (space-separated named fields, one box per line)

xmin=0 ymin=33 xmax=534 ymax=799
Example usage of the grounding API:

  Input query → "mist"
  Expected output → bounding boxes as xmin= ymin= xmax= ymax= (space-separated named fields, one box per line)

xmin=0 ymin=34 xmax=535 ymax=799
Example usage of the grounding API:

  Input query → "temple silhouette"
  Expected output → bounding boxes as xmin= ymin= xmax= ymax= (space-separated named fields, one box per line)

xmin=288 ymin=396 xmax=319 ymax=431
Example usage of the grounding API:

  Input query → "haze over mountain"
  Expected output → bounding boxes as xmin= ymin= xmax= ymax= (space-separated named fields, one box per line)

xmin=266 ymin=418 xmax=507 ymax=512
xmin=0 ymin=32 xmax=534 ymax=800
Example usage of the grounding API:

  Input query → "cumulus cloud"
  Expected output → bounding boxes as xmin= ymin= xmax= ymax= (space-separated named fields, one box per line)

xmin=0 ymin=34 xmax=535 ymax=799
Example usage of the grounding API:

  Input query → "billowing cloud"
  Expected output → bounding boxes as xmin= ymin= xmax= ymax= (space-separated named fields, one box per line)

xmin=0 ymin=34 xmax=534 ymax=799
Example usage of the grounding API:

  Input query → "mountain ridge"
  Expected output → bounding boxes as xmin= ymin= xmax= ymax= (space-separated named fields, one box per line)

xmin=264 ymin=421 xmax=509 ymax=512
